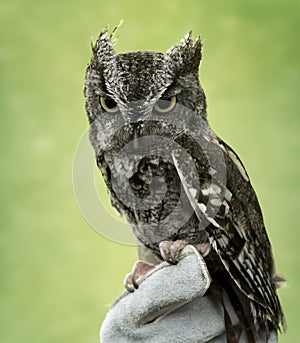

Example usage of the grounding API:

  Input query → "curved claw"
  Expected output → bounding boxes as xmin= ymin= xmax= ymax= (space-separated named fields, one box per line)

xmin=124 ymin=272 xmax=136 ymax=292
xmin=195 ymin=243 xmax=212 ymax=257
xmin=159 ymin=240 xmax=188 ymax=264
xmin=124 ymin=260 xmax=155 ymax=292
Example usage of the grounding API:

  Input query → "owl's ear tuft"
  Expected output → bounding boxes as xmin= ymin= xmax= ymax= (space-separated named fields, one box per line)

xmin=166 ymin=32 xmax=202 ymax=75
xmin=90 ymin=27 xmax=117 ymax=69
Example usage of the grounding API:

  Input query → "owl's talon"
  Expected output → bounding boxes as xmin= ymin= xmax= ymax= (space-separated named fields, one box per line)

xmin=124 ymin=272 xmax=136 ymax=292
xmin=159 ymin=240 xmax=188 ymax=264
xmin=159 ymin=241 xmax=173 ymax=263
xmin=196 ymin=243 xmax=212 ymax=257
xmin=170 ymin=244 xmax=180 ymax=262
xmin=124 ymin=260 xmax=155 ymax=292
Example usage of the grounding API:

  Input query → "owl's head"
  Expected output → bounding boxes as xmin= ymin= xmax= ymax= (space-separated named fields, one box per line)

xmin=84 ymin=29 xmax=207 ymax=126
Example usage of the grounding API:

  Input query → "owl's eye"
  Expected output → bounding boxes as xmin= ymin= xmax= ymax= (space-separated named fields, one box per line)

xmin=154 ymin=95 xmax=177 ymax=113
xmin=100 ymin=96 xmax=119 ymax=113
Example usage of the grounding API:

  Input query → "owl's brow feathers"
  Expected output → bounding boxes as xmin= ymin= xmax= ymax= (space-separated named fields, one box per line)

xmin=89 ymin=28 xmax=202 ymax=103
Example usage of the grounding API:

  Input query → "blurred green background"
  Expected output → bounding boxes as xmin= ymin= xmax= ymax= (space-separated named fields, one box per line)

xmin=1 ymin=0 xmax=299 ymax=342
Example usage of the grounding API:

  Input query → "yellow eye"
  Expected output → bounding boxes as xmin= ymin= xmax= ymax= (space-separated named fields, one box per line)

xmin=100 ymin=96 xmax=119 ymax=113
xmin=154 ymin=95 xmax=177 ymax=113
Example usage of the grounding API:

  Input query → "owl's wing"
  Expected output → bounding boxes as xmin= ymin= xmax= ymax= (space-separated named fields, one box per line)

xmin=171 ymin=142 xmax=285 ymax=331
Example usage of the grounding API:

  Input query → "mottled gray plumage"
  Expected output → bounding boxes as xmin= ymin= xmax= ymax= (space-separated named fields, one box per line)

xmin=84 ymin=28 xmax=285 ymax=342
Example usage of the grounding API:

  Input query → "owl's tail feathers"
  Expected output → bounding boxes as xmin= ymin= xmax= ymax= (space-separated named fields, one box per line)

xmin=210 ymin=279 xmax=255 ymax=343
xmin=222 ymin=279 xmax=256 ymax=343
xmin=209 ymin=281 xmax=238 ymax=343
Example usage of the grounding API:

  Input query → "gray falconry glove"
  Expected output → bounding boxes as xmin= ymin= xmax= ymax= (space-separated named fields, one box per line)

xmin=100 ymin=245 xmax=278 ymax=343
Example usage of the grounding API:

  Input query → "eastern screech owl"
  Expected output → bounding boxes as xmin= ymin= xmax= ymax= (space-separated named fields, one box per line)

xmin=84 ymin=28 xmax=285 ymax=342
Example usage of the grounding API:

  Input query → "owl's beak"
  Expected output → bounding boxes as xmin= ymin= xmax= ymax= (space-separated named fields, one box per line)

xmin=133 ymin=126 xmax=139 ymax=151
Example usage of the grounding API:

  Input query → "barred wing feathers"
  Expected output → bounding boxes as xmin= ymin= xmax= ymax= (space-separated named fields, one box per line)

xmin=172 ymin=139 xmax=286 ymax=333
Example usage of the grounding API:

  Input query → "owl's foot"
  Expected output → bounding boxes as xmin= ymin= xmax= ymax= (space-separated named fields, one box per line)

xmin=124 ymin=260 xmax=155 ymax=292
xmin=195 ymin=243 xmax=212 ymax=257
xmin=159 ymin=240 xmax=212 ymax=264
xmin=159 ymin=240 xmax=188 ymax=264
